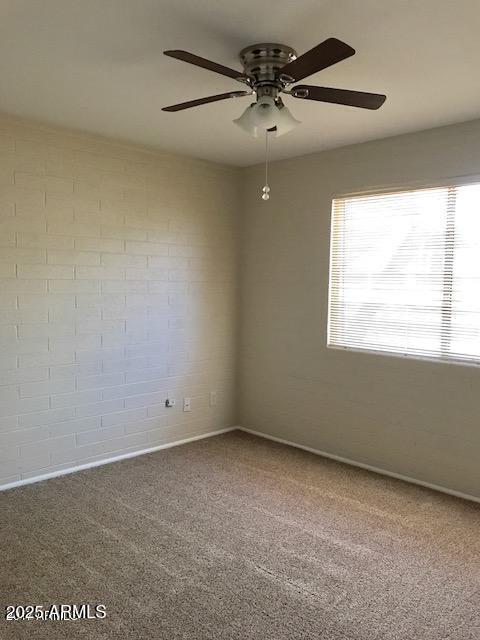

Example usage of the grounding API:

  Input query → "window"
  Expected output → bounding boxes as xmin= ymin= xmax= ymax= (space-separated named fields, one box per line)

xmin=328 ymin=182 xmax=480 ymax=364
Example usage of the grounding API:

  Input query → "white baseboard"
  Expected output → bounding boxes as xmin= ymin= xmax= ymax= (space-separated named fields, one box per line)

xmin=0 ymin=426 xmax=237 ymax=492
xmin=239 ymin=426 xmax=480 ymax=505
xmin=4 ymin=425 xmax=478 ymax=505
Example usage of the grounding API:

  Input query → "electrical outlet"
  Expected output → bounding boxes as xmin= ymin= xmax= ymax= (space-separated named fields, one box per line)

xmin=165 ymin=398 xmax=175 ymax=408
xmin=183 ymin=397 xmax=191 ymax=412
xmin=209 ymin=391 xmax=217 ymax=407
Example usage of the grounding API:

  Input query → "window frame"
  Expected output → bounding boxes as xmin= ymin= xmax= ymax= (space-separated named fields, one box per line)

xmin=327 ymin=173 xmax=480 ymax=368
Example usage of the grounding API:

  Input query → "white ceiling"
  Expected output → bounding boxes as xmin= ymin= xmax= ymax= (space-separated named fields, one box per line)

xmin=1 ymin=0 xmax=480 ymax=166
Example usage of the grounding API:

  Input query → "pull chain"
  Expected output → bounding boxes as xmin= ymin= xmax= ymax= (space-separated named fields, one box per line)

xmin=262 ymin=129 xmax=270 ymax=201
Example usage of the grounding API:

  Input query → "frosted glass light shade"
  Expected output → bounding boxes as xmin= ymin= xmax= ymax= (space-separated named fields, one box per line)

xmin=233 ymin=103 xmax=259 ymax=136
xmin=271 ymin=103 xmax=301 ymax=137
xmin=233 ymin=96 xmax=300 ymax=137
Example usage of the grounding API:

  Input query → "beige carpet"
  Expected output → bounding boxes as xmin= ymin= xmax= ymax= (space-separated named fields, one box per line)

xmin=1 ymin=430 xmax=479 ymax=640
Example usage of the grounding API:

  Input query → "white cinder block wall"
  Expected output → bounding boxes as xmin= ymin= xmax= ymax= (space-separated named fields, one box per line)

xmin=0 ymin=115 xmax=239 ymax=488
xmin=240 ymin=119 xmax=480 ymax=499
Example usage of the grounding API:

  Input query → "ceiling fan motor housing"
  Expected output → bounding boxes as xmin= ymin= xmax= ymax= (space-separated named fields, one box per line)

xmin=239 ymin=43 xmax=297 ymax=97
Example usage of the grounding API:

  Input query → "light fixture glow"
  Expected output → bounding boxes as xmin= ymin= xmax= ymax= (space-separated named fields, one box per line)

xmin=233 ymin=96 xmax=300 ymax=138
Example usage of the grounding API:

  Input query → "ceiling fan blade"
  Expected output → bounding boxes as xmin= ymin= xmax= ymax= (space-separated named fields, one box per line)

xmin=164 ymin=50 xmax=247 ymax=81
xmin=292 ymin=85 xmax=386 ymax=110
xmin=278 ymin=38 xmax=355 ymax=82
xmin=162 ymin=91 xmax=250 ymax=112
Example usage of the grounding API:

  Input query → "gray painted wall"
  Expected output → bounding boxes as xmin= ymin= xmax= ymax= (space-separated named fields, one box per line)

xmin=240 ymin=119 xmax=480 ymax=498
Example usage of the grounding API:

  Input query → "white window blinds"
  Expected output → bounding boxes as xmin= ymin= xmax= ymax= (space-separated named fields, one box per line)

xmin=328 ymin=182 xmax=480 ymax=364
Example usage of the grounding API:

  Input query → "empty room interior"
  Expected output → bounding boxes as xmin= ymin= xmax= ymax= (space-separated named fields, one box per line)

xmin=1 ymin=1 xmax=479 ymax=638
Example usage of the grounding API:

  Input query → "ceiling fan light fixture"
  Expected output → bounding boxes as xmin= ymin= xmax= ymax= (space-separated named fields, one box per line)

xmin=233 ymin=96 xmax=300 ymax=138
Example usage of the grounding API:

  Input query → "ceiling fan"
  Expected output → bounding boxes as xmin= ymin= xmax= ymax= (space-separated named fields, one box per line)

xmin=162 ymin=39 xmax=386 ymax=137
